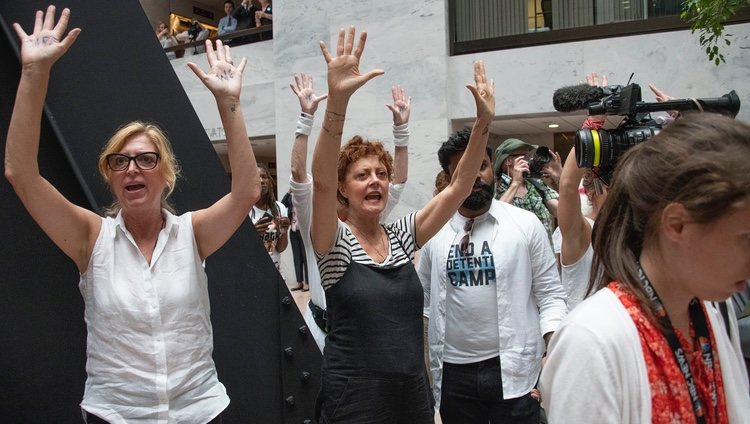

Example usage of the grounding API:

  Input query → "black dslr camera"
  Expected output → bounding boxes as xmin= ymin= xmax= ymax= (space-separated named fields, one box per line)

xmin=573 ymin=83 xmax=740 ymax=184
xmin=188 ymin=20 xmax=202 ymax=41
xmin=524 ymin=146 xmax=553 ymax=179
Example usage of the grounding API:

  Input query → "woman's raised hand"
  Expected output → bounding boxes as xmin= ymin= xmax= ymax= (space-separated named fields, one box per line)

xmin=466 ymin=61 xmax=495 ymax=122
xmin=13 ymin=5 xmax=81 ymax=70
xmin=319 ymin=26 xmax=384 ymax=102
xmin=188 ymin=39 xmax=247 ymax=100
xmin=290 ymin=73 xmax=328 ymax=115
xmin=386 ymin=85 xmax=411 ymax=126
xmin=585 ymin=71 xmax=608 ymax=88
xmin=585 ymin=71 xmax=608 ymax=123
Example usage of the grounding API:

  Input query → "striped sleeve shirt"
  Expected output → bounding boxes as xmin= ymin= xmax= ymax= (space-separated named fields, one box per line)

xmin=318 ymin=212 xmax=418 ymax=290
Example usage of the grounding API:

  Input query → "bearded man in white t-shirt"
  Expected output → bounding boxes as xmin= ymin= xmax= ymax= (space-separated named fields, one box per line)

xmin=417 ymin=128 xmax=568 ymax=423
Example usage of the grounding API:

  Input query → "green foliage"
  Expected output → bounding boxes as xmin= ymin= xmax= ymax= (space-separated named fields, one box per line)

xmin=681 ymin=0 xmax=749 ymax=65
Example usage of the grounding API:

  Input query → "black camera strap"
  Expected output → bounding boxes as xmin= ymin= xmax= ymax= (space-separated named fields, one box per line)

xmin=525 ymin=177 xmax=549 ymax=202
xmin=636 ymin=263 xmax=717 ymax=424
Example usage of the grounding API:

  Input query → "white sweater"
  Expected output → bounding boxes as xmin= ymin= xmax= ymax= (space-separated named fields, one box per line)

xmin=540 ymin=288 xmax=750 ymax=423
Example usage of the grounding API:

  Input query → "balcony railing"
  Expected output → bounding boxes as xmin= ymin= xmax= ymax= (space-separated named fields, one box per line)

xmin=449 ymin=0 xmax=750 ymax=55
xmin=164 ymin=25 xmax=272 ymax=57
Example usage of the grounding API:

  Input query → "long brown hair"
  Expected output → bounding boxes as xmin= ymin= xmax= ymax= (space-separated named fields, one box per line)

xmin=589 ymin=113 xmax=750 ymax=315
xmin=257 ymin=164 xmax=281 ymax=218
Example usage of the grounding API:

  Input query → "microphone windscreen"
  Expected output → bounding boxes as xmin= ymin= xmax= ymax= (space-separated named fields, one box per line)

xmin=553 ymin=84 xmax=604 ymax=112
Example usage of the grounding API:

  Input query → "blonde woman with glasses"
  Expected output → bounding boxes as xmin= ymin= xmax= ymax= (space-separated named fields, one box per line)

xmin=4 ymin=6 xmax=261 ymax=423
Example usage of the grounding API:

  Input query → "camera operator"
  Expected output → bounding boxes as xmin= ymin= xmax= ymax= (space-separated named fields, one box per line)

xmin=494 ymin=138 xmax=560 ymax=241
xmin=555 ymin=72 xmax=608 ymax=311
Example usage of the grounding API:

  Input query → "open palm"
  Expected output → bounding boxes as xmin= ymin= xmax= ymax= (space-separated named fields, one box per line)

xmin=188 ymin=40 xmax=246 ymax=100
xmin=290 ymin=73 xmax=328 ymax=115
xmin=13 ymin=6 xmax=80 ymax=69
xmin=320 ymin=26 xmax=383 ymax=100
xmin=386 ymin=85 xmax=411 ymax=125
xmin=467 ymin=61 xmax=495 ymax=121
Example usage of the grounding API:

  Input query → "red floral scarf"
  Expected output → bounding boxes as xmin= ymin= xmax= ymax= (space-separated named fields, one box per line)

xmin=609 ymin=282 xmax=728 ymax=424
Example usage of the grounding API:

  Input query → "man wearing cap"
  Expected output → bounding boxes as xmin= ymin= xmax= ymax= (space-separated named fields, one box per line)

xmin=494 ymin=138 xmax=559 ymax=241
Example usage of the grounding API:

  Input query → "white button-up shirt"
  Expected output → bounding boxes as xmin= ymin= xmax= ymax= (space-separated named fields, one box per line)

xmin=79 ymin=211 xmax=228 ymax=423
xmin=418 ymin=199 xmax=567 ymax=407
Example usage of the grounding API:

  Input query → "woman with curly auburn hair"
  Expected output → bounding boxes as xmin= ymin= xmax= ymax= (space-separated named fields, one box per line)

xmin=310 ymin=26 xmax=495 ymax=423
xmin=540 ymin=112 xmax=750 ymax=423
xmin=4 ymin=6 xmax=261 ymax=422
xmin=335 ymin=135 xmax=394 ymax=204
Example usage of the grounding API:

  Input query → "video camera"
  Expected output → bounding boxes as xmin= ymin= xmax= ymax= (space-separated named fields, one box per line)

xmin=552 ymin=80 xmax=741 ymax=184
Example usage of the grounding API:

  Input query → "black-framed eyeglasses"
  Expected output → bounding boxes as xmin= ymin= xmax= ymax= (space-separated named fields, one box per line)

xmin=106 ymin=152 xmax=160 ymax=171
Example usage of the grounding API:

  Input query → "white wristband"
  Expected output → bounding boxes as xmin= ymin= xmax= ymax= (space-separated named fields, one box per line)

xmin=393 ymin=123 xmax=409 ymax=147
xmin=295 ymin=112 xmax=314 ymax=136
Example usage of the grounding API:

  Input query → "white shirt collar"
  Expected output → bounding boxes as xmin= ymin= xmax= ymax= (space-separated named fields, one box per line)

xmin=112 ymin=209 xmax=180 ymax=239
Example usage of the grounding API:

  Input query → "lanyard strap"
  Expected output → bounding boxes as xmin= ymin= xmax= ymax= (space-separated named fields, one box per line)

xmin=637 ymin=263 xmax=717 ymax=424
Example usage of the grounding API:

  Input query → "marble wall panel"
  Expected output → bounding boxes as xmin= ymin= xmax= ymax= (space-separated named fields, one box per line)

xmin=171 ymin=41 xmax=276 ymax=136
xmin=169 ymin=0 xmax=750 ymax=238
xmin=448 ymin=23 xmax=750 ymax=122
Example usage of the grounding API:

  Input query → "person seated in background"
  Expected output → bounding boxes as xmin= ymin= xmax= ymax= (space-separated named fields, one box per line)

xmin=494 ymin=138 xmax=559 ymax=242
xmin=155 ymin=21 xmax=177 ymax=59
xmin=175 ymin=19 xmax=210 ymax=54
xmin=254 ymin=0 xmax=272 ymax=40
xmin=255 ymin=0 xmax=272 ymax=26
xmin=231 ymin=0 xmax=259 ymax=44
xmin=540 ymin=112 xmax=750 ymax=422
xmin=218 ymin=0 xmax=237 ymax=36
xmin=190 ymin=20 xmax=210 ymax=54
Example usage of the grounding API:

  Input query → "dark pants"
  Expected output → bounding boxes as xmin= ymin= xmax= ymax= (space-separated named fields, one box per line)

xmin=289 ymin=229 xmax=307 ymax=283
xmin=85 ymin=412 xmax=224 ymax=423
xmin=440 ymin=357 xmax=539 ymax=424
xmin=318 ymin=372 xmax=434 ymax=424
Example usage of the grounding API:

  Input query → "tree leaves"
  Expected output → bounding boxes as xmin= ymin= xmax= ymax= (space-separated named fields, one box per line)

xmin=681 ymin=0 xmax=749 ymax=66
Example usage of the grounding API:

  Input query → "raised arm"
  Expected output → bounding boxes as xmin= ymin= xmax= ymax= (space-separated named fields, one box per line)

xmin=189 ymin=40 xmax=261 ymax=259
xmin=559 ymin=72 xmax=606 ymax=265
xmin=290 ymin=73 xmax=327 ymax=184
xmin=558 ymin=147 xmax=591 ymax=265
xmin=414 ymin=61 xmax=495 ymax=246
xmin=310 ymin=26 xmax=384 ymax=254
xmin=255 ymin=10 xmax=272 ymax=26
xmin=386 ymin=85 xmax=410 ymax=184
xmin=648 ymin=83 xmax=680 ymax=120
xmin=219 ymin=16 xmax=237 ymax=35
xmin=4 ymin=6 xmax=101 ymax=273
